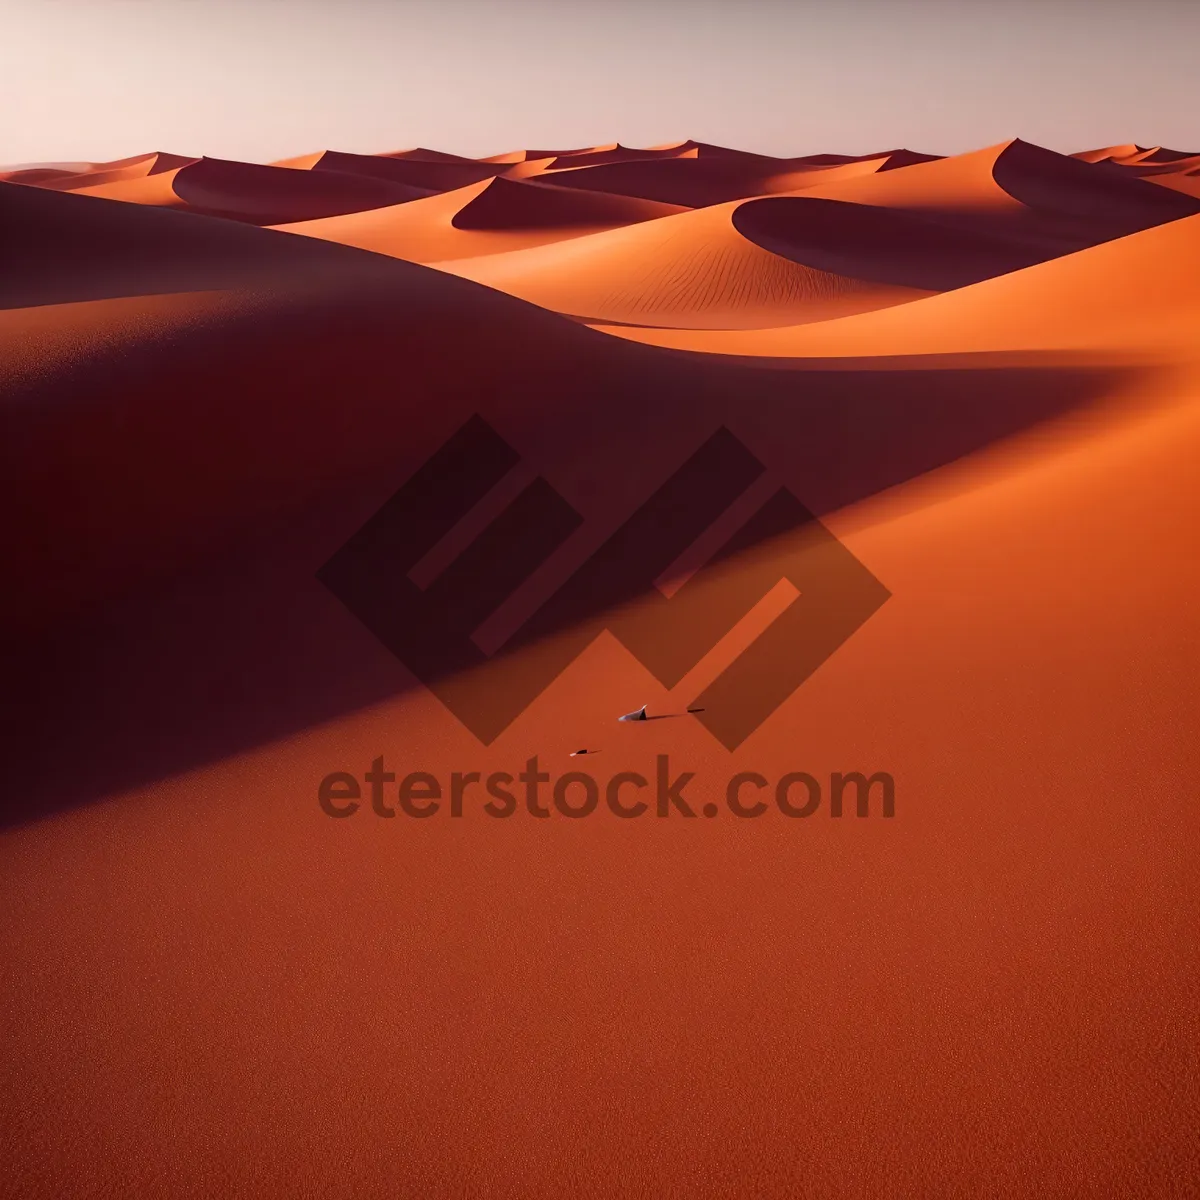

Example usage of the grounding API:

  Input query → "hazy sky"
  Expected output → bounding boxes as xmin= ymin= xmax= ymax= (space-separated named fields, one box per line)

xmin=3 ymin=0 xmax=1198 ymax=165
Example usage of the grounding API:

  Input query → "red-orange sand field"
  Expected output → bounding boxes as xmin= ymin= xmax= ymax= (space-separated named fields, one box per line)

xmin=2 ymin=138 xmax=1197 ymax=1197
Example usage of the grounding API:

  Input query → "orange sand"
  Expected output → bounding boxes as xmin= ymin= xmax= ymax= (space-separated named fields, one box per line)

xmin=275 ymin=176 xmax=688 ymax=261
xmin=2 ymin=135 xmax=1197 ymax=1199
xmin=436 ymin=200 xmax=936 ymax=328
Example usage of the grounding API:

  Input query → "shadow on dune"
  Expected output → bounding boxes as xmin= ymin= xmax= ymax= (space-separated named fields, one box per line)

xmin=0 ymin=179 xmax=430 ymax=308
xmin=170 ymin=157 xmax=432 ymax=225
xmin=732 ymin=196 xmax=1059 ymax=290
xmin=3 ymin=340 xmax=1143 ymax=827
xmin=991 ymin=139 xmax=1200 ymax=229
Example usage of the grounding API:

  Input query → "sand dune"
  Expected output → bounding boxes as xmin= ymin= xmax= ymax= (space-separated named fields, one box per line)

xmin=452 ymin=176 xmax=686 ymax=230
xmin=595 ymin=209 xmax=1200 ymax=356
xmin=799 ymin=137 xmax=1199 ymax=226
xmin=501 ymin=157 xmax=558 ymax=180
xmin=714 ymin=140 xmax=1029 ymax=212
xmin=774 ymin=138 xmax=1200 ymax=272
xmin=2 ymin=153 xmax=153 ymax=182
xmin=1103 ymin=154 xmax=1200 ymax=178
xmin=68 ymin=166 xmax=191 ymax=208
xmin=169 ymin=156 xmax=430 ymax=223
xmin=438 ymin=200 xmax=935 ymax=328
xmin=731 ymin=194 xmax=1079 ymax=289
xmin=532 ymin=141 xmax=701 ymax=170
xmin=301 ymin=148 xmax=504 ymax=191
xmin=271 ymin=150 xmax=328 ymax=170
xmin=0 ymin=176 xmax=439 ymax=310
xmin=0 ymin=161 xmax=95 ymax=182
xmin=1136 ymin=145 xmax=1199 ymax=163
xmin=3 ymin=133 xmax=1197 ymax=1200
xmin=276 ymin=147 xmax=493 ymax=170
xmin=1071 ymin=143 xmax=1141 ymax=163
xmin=35 ymin=151 xmax=198 ymax=191
xmin=529 ymin=140 xmax=921 ymax=173
xmin=788 ymin=148 xmax=944 ymax=169
xmin=1077 ymin=146 xmax=1200 ymax=199
xmin=59 ymin=155 xmax=429 ymax=223
xmin=534 ymin=152 xmax=908 ymax=208
xmin=275 ymin=175 xmax=686 ymax=261
xmin=989 ymin=139 xmax=1200 ymax=225
xmin=1 ymin=151 xmax=196 ymax=190
xmin=428 ymin=142 xmax=1197 ymax=330
xmin=481 ymin=143 xmax=620 ymax=163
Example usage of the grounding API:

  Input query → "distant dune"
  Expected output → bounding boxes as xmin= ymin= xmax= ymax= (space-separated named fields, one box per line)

xmin=525 ymin=150 xmax=910 ymax=207
xmin=301 ymin=148 xmax=505 ymax=190
xmin=275 ymin=175 xmax=688 ymax=261
xmin=3 ymin=134 xmax=1197 ymax=1200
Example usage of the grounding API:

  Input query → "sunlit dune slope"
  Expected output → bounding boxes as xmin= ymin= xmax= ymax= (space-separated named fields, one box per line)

xmin=436 ymin=200 xmax=936 ymax=328
xmin=10 ymin=151 xmax=184 ymax=190
xmin=435 ymin=170 xmax=1183 ymax=330
xmin=4 ymin=152 xmax=198 ymax=195
xmin=595 ymin=210 xmax=1200 ymax=356
xmin=501 ymin=157 xmax=558 ymax=181
xmin=39 ymin=151 xmax=198 ymax=190
xmin=274 ymin=176 xmax=686 ymax=261
xmin=1 ymin=152 xmax=185 ymax=186
xmin=68 ymin=167 xmax=191 ymax=208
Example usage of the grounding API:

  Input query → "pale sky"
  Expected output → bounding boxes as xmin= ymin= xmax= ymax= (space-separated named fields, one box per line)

xmin=3 ymin=0 xmax=1198 ymax=166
